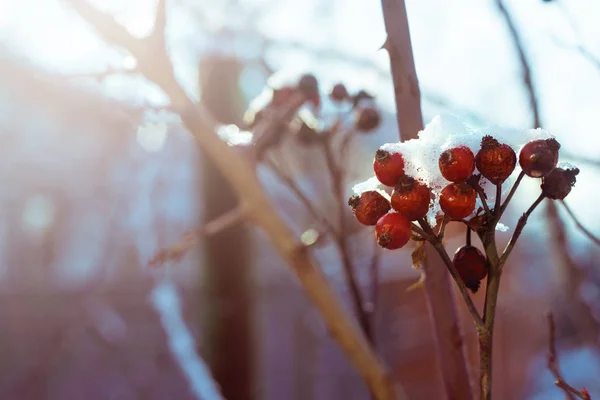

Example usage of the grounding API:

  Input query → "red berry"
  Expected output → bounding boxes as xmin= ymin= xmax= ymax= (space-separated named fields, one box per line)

xmin=452 ymin=246 xmax=488 ymax=293
xmin=355 ymin=107 xmax=381 ymax=132
xmin=475 ymin=136 xmax=516 ymax=184
xmin=330 ymin=83 xmax=349 ymax=102
xmin=374 ymin=149 xmax=405 ymax=187
xmin=375 ymin=212 xmax=411 ymax=250
xmin=391 ymin=176 xmax=431 ymax=221
xmin=439 ymin=183 xmax=476 ymax=219
xmin=519 ymin=138 xmax=560 ymax=178
xmin=348 ymin=191 xmax=391 ymax=226
xmin=439 ymin=146 xmax=475 ymax=182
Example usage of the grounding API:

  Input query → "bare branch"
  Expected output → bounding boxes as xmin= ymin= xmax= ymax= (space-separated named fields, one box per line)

xmin=547 ymin=313 xmax=592 ymax=400
xmin=499 ymin=171 xmax=525 ymax=217
xmin=560 ymin=200 xmax=600 ymax=247
xmin=495 ymin=0 xmax=540 ymax=128
xmin=500 ymin=193 xmax=545 ymax=265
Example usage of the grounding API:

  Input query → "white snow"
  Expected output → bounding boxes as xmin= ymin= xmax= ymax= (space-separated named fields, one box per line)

xmin=354 ymin=113 xmax=557 ymax=226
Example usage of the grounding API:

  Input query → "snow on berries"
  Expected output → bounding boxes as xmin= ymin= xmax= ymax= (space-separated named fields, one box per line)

xmin=348 ymin=114 xmax=578 ymax=250
xmin=348 ymin=191 xmax=391 ymax=226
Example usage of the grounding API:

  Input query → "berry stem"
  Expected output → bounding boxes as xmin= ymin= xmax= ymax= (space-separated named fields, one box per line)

xmin=475 ymin=185 xmax=492 ymax=217
xmin=500 ymin=193 xmax=546 ymax=265
xmin=498 ymin=171 xmax=525 ymax=217
xmin=494 ymin=183 xmax=502 ymax=217
xmin=417 ymin=219 xmax=485 ymax=331
xmin=466 ymin=226 xmax=472 ymax=247
xmin=438 ymin=215 xmax=450 ymax=240
xmin=559 ymin=200 xmax=600 ymax=247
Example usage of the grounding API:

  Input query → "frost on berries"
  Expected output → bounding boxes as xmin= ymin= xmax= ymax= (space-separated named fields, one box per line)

xmin=353 ymin=114 xmax=558 ymax=227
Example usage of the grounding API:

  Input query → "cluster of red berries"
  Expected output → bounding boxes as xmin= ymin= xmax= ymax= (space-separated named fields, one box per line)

xmin=348 ymin=135 xmax=570 ymax=291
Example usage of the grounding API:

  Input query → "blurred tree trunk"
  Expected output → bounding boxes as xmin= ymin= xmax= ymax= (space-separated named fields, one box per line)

xmin=199 ymin=56 xmax=254 ymax=400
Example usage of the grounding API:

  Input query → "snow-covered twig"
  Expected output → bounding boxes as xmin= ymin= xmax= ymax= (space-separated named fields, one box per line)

xmin=151 ymin=280 xmax=224 ymax=400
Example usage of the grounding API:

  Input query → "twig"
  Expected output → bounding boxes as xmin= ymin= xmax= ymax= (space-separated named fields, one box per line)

xmin=418 ymin=219 xmax=485 ymax=332
xmin=148 ymin=206 xmax=245 ymax=267
xmin=63 ymin=2 xmax=399 ymax=398
xmin=547 ymin=313 xmax=592 ymax=400
xmin=560 ymin=200 xmax=600 ymax=247
xmin=322 ymin=138 xmax=371 ymax=341
xmin=437 ymin=215 xmax=450 ymax=240
xmin=495 ymin=0 xmax=540 ymax=128
xmin=264 ymin=156 xmax=336 ymax=236
xmin=499 ymin=171 xmax=525 ymax=216
xmin=494 ymin=183 xmax=502 ymax=217
xmin=500 ymin=193 xmax=545 ymax=265
xmin=368 ymin=241 xmax=382 ymax=347
xmin=380 ymin=1 xmax=473 ymax=398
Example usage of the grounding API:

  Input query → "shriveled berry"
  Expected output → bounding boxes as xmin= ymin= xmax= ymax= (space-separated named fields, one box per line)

xmin=439 ymin=146 xmax=475 ymax=182
xmin=355 ymin=107 xmax=381 ymax=132
xmin=348 ymin=191 xmax=391 ymax=226
xmin=453 ymin=246 xmax=488 ymax=293
xmin=475 ymin=136 xmax=516 ymax=184
xmin=391 ymin=176 xmax=431 ymax=221
xmin=375 ymin=212 xmax=411 ymax=250
xmin=541 ymin=167 xmax=579 ymax=200
xmin=330 ymin=83 xmax=349 ymax=102
xmin=519 ymin=138 xmax=560 ymax=178
xmin=297 ymin=73 xmax=320 ymax=107
xmin=439 ymin=183 xmax=477 ymax=219
xmin=374 ymin=149 xmax=405 ymax=187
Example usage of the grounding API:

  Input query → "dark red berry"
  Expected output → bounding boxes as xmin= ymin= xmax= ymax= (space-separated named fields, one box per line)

xmin=297 ymin=73 xmax=320 ymax=107
xmin=375 ymin=212 xmax=411 ymax=250
xmin=439 ymin=146 xmax=475 ymax=182
xmin=330 ymin=83 xmax=349 ymax=102
xmin=519 ymin=138 xmax=560 ymax=178
xmin=475 ymin=136 xmax=516 ymax=184
xmin=439 ymin=183 xmax=477 ymax=219
xmin=374 ymin=149 xmax=405 ymax=187
xmin=391 ymin=176 xmax=431 ymax=221
xmin=348 ymin=191 xmax=391 ymax=226
xmin=355 ymin=107 xmax=381 ymax=132
xmin=452 ymin=246 xmax=488 ymax=293
xmin=541 ymin=167 xmax=579 ymax=200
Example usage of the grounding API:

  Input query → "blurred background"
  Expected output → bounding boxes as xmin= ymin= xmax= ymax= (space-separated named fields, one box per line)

xmin=0 ymin=0 xmax=599 ymax=399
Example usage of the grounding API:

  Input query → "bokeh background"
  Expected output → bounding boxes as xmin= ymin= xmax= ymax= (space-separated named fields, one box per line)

xmin=0 ymin=0 xmax=599 ymax=399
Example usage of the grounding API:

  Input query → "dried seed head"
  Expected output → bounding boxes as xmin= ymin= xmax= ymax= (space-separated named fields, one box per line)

xmin=541 ymin=167 xmax=579 ymax=200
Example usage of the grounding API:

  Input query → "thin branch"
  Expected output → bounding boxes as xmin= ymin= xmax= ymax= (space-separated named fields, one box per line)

xmin=437 ymin=215 xmax=450 ymax=240
xmin=499 ymin=171 xmax=525 ymax=217
xmin=500 ymin=193 xmax=546 ymax=264
xmin=494 ymin=183 xmax=502 ymax=217
xmin=65 ymin=3 xmax=398 ymax=397
xmin=418 ymin=219 xmax=485 ymax=332
xmin=148 ymin=206 xmax=246 ymax=267
xmin=264 ymin=157 xmax=336 ymax=236
xmin=547 ymin=313 xmax=592 ymax=400
xmin=560 ymin=200 xmax=600 ymax=247
xmin=322 ymin=138 xmax=371 ymax=341
xmin=495 ymin=0 xmax=541 ymax=128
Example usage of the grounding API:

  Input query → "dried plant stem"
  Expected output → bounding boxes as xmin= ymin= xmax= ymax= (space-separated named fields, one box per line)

xmin=322 ymin=139 xmax=371 ymax=341
xmin=560 ymin=200 xmax=600 ymax=247
xmin=499 ymin=171 xmax=525 ymax=216
xmin=64 ymin=2 xmax=400 ymax=398
xmin=381 ymin=0 xmax=473 ymax=397
xmin=547 ymin=313 xmax=592 ymax=400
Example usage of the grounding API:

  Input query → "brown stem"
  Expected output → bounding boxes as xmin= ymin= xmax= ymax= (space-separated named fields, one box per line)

xmin=500 ymin=193 xmax=545 ymax=265
xmin=498 ymin=171 xmax=525 ymax=217
xmin=418 ymin=219 xmax=485 ymax=332
xmin=494 ymin=183 xmax=502 ymax=217
xmin=560 ymin=200 xmax=600 ymax=247
xmin=466 ymin=226 xmax=472 ymax=247
xmin=380 ymin=1 xmax=473 ymax=396
xmin=322 ymin=138 xmax=371 ymax=341
xmin=547 ymin=313 xmax=592 ymax=400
